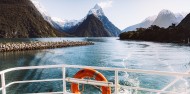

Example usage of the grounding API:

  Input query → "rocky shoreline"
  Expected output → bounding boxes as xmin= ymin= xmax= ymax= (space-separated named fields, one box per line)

xmin=0 ymin=41 xmax=94 ymax=52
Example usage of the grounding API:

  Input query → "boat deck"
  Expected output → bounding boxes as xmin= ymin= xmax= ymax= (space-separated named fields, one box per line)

xmin=0 ymin=65 xmax=190 ymax=94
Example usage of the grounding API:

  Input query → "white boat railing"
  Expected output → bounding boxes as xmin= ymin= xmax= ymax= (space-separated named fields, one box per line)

xmin=0 ymin=64 xmax=190 ymax=94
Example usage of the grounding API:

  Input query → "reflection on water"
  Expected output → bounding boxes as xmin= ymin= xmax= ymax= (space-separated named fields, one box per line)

xmin=0 ymin=38 xmax=190 ymax=94
xmin=0 ymin=50 xmax=39 ymax=70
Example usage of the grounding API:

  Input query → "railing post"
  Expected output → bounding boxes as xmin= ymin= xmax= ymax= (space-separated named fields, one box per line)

xmin=62 ymin=66 xmax=66 ymax=94
xmin=1 ymin=73 xmax=6 ymax=94
xmin=115 ymin=70 xmax=119 ymax=94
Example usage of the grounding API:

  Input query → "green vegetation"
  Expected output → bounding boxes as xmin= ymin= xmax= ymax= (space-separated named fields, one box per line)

xmin=0 ymin=0 xmax=67 ymax=38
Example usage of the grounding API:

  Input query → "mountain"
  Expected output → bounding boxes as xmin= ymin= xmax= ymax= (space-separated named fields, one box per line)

xmin=120 ymin=12 xmax=190 ymax=43
xmin=123 ymin=10 xmax=188 ymax=32
xmin=51 ymin=18 xmax=80 ymax=33
xmin=71 ymin=14 xmax=111 ymax=37
xmin=32 ymin=3 xmax=121 ymax=37
xmin=123 ymin=16 xmax=156 ymax=32
xmin=152 ymin=9 xmax=178 ymax=28
xmin=178 ymin=13 xmax=190 ymax=31
xmin=31 ymin=0 xmax=67 ymax=32
xmin=71 ymin=4 xmax=121 ymax=37
xmin=32 ymin=0 xmax=81 ymax=33
xmin=52 ymin=4 xmax=121 ymax=37
xmin=0 ymin=0 xmax=67 ymax=38
xmin=88 ymin=4 xmax=121 ymax=36
xmin=175 ymin=13 xmax=184 ymax=23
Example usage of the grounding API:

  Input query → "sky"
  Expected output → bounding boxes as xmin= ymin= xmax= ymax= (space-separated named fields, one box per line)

xmin=34 ymin=0 xmax=190 ymax=30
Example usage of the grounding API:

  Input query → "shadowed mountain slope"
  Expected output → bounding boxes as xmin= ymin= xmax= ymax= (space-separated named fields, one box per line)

xmin=0 ymin=0 xmax=67 ymax=38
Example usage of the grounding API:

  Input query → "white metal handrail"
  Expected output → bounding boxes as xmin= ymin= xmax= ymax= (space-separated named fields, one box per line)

xmin=66 ymin=77 xmax=114 ymax=87
xmin=0 ymin=64 xmax=189 ymax=94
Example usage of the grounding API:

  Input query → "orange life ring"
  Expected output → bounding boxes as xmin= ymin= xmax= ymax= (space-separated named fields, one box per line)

xmin=71 ymin=68 xmax=111 ymax=94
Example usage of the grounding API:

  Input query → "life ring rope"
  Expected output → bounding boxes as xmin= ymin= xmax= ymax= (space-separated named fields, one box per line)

xmin=92 ymin=70 xmax=100 ymax=79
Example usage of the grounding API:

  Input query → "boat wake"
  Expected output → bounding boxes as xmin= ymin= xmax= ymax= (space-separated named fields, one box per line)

xmin=155 ymin=49 xmax=190 ymax=93
xmin=117 ymin=54 xmax=140 ymax=94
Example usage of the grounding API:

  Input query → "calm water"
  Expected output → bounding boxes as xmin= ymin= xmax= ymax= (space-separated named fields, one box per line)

xmin=0 ymin=37 xmax=190 ymax=94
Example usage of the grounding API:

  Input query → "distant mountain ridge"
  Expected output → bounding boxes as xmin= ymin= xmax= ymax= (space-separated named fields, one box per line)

xmin=51 ymin=18 xmax=80 ymax=33
xmin=152 ymin=10 xmax=178 ymax=28
xmin=123 ymin=16 xmax=157 ymax=32
xmin=120 ymin=12 xmax=190 ymax=43
xmin=123 ymin=10 xmax=188 ymax=32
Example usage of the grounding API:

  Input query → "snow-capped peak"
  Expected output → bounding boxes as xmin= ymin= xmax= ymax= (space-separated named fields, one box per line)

xmin=158 ymin=9 xmax=173 ymax=15
xmin=94 ymin=4 xmax=101 ymax=10
xmin=51 ymin=17 xmax=66 ymax=23
xmin=31 ymin=0 xmax=80 ymax=32
xmin=51 ymin=17 xmax=80 ymax=29
xmin=88 ymin=4 xmax=105 ymax=16
xmin=31 ymin=0 xmax=49 ymax=16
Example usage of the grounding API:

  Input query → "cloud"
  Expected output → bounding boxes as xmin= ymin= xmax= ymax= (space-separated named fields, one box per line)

xmin=98 ymin=0 xmax=113 ymax=9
